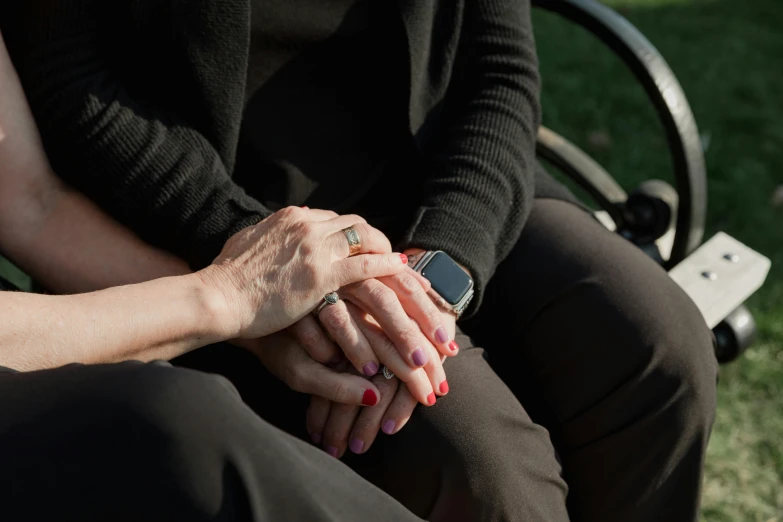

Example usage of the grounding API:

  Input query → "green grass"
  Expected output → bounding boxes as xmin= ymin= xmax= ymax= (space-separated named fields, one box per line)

xmin=533 ymin=0 xmax=783 ymax=519
xmin=1 ymin=0 xmax=781 ymax=518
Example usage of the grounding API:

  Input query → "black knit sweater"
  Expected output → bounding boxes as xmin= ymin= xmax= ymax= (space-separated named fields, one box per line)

xmin=1 ymin=0 xmax=542 ymax=317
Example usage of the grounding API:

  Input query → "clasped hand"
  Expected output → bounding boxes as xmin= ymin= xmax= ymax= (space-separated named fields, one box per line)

xmin=211 ymin=207 xmax=459 ymax=458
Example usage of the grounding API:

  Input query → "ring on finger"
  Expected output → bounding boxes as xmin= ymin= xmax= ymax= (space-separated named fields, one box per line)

xmin=380 ymin=365 xmax=395 ymax=380
xmin=314 ymin=292 xmax=340 ymax=317
xmin=342 ymin=227 xmax=362 ymax=257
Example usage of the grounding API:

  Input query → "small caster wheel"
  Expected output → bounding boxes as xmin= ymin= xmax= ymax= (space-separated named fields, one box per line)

xmin=713 ymin=304 xmax=756 ymax=364
xmin=623 ymin=180 xmax=679 ymax=243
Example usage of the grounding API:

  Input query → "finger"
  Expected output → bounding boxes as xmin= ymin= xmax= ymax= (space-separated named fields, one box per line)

xmin=324 ymin=221 xmax=392 ymax=258
xmin=331 ymin=253 xmax=407 ymax=289
xmin=306 ymin=395 xmax=332 ymax=446
xmin=348 ymin=375 xmax=400 ymax=455
xmin=380 ymin=383 xmax=419 ymax=435
xmin=345 ymin=301 xmax=435 ymax=406
xmin=298 ymin=207 xmax=340 ymax=221
xmin=288 ymin=315 xmax=342 ymax=365
xmin=405 ymin=266 xmax=432 ymax=292
xmin=317 ymin=299 xmax=380 ymax=377
xmin=342 ymin=279 xmax=447 ymax=391
xmin=322 ymin=401 xmax=361 ymax=459
xmin=255 ymin=339 xmax=380 ymax=406
xmin=379 ymin=272 xmax=458 ymax=358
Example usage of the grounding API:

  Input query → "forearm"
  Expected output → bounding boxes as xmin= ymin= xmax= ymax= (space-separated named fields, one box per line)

xmin=400 ymin=0 xmax=540 ymax=316
xmin=10 ymin=185 xmax=190 ymax=294
xmin=0 ymin=271 xmax=232 ymax=371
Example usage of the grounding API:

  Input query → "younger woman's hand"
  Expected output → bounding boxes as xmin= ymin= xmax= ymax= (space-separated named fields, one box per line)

xmin=238 ymin=332 xmax=382 ymax=407
xmin=306 ymin=375 xmax=419 ymax=459
xmin=199 ymin=207 xmax=407 ymax=340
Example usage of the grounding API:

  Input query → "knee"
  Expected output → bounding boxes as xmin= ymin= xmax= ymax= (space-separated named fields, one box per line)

xmin=582 ymin=269 xmax=719 ymax=430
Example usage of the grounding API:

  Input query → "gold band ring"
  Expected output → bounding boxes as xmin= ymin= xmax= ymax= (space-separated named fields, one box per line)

xmin=342 ymin=227 xmax=362 ymax=257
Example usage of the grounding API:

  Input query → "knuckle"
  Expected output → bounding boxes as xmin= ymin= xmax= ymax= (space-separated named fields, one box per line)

xmin=351 ymin=415 xmax=377 ymax=434
xmin=368 ymin=285 xmax=398 ymax=310
xmin=329 ymin=379 xmax=351 ymax=403
xmin=374 ymin=379 xmax=396 ymax=399
xmin=296 ymin=324 xmax=325 ymax=350
xmin=343 ymin=214 xmax=367 ymax=225
xmin=323 ymin=307 xmax=352 ymax=331
xmin=278 ymin=206 xmax=297 ymax=217
xmin=395 ymin=273 xmax=422 ymax=296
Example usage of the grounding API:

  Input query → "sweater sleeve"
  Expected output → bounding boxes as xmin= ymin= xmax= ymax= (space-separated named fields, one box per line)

xmin=4 ymin=3 xmax=271 ymax=269
xmin=397 ymin=0 xmax=541 ymax=318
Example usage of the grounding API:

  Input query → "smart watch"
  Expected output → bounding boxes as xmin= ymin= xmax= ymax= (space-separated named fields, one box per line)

xmin=408 ymin=251 xmax=474 ymax=318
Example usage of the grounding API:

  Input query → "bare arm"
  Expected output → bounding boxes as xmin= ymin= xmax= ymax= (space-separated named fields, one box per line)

xmin=0 ymin=29 xmax=189 ymax=294
xmin=0 ymin=273 xmax=229 ymax=371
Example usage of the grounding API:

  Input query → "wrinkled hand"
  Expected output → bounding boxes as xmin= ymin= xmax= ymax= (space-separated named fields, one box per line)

xmin=199 ymin=207 xmax=406 ymax=339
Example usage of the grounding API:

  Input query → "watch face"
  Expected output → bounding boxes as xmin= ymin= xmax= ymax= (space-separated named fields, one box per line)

xmin=420 ymin=252 xmax=472 ymax=305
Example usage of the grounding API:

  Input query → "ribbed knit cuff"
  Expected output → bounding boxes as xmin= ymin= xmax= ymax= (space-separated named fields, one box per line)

xmin=396 ymin=206 xmax=496 ymax=319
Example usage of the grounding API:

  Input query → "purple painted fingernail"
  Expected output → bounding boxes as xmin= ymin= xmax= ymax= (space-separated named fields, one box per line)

xmin=325 ymin=445 xmax=339 ymax=458
xmin=349 ymin=438 xmax=364 ymax=454
xmin=363 ymin=361 xmax=379 ymax=377
xmin=435 ymin=326 xmax=449 ymax=344
xmin=382 ymin=419 xmax=396 ymax=435
xmin=310 ymin=432 xmax=322 ymax=445
xmin=412 ymin=348 xmax=428 ymax=367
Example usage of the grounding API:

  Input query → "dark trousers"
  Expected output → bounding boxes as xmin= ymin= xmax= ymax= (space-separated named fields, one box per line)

xmin=0 ymin=199 xmax=717 ymax=521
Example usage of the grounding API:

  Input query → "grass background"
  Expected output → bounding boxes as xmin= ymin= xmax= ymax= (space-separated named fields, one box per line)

xmin=533 ymin=0 xmax=783 ymax=519
xmin=1 ymin=0 xmax=781 ymax=519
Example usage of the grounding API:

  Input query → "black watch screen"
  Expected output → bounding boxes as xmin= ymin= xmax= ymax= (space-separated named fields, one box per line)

xmin=419 ymin=252 xmax=472 ymax=306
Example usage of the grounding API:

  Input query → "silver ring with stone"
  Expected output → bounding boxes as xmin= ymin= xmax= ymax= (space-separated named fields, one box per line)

xmin=381 ymin=365 xmax=395 ymax=380
xmin=313 ymin=292 xmax=340 ymax=317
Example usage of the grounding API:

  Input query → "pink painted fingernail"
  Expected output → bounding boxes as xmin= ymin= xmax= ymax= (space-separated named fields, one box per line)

xmin=427 ymin=392 xmax=436 ymax=405
xmin=449 ymin=340 xmax=459 ymax=352
xmin=363 ymin=361 xmax=379 ymax=377
xmin=412 ymin=348 xmax=428 ymax=367
xmin=400 ymin=253 xmax=408 ymax=264
xmin=439 ymin=380 xmax=449 ymax=394
xmin=325 ymin=445 xmax=339 ymax=458
xmin=382 ymin=419 xmax=396 ymax=435
xmin=435 ymin=326 xmax=449 ymax=344
xmin=310 ymin=432 xmax=322 ymax=444
xmin=349 ymin=438 xmax=364 ymax=454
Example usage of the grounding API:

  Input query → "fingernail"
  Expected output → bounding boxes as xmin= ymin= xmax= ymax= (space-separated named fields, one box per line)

xmin=427 ymin=392 xmax=436 ymax=405
xmin=412 ymin=348 xmax=428 ymax=367
xmin=349 ymin=438 xmax=364 ymax=454
xmin=363 ymin=361 xmax=379 ymax=377
xmin=325 ymin=445 xmax=339 ymax=458
xmin=400 ymin=253 xmax=408 ymax=264
xmin=449 ymin=340 xmax=459 ymax=352
xmin=439 ymin=380 xmax=449 ymax=394
xmin=300 ymin=206 xmax=309 ymax=209
xmin=362 ymin=389 xmax=378 ymax=406
xmin=435 ymin=326 xmax=449 ymax=344
xmin=310 ymin=432 xmax=322 ymax=444
xmin=382 ymin=419 xmax=396 ymax=435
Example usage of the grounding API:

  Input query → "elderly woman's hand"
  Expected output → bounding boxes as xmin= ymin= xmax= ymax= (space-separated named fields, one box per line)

xmin=200 ymin=207 xmax=407 ymax=340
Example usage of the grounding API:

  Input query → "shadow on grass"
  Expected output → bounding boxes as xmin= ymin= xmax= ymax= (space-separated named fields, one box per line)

xmin=533 ymin=0 xmax=783 ymax=519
